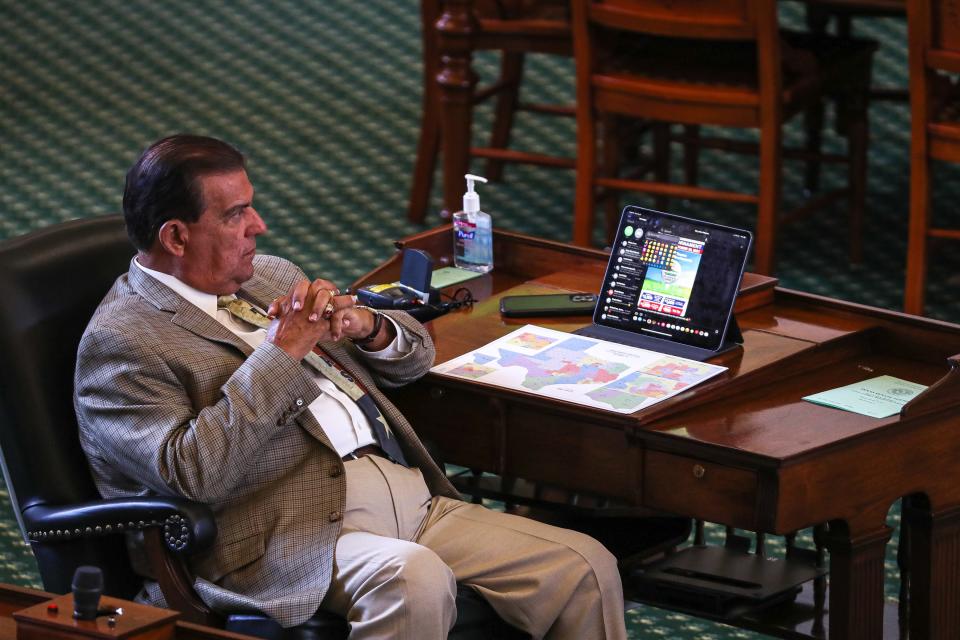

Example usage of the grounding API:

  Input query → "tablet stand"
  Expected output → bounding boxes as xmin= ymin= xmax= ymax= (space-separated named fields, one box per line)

xmin=575 ymin=316 xmax=743 ymax=362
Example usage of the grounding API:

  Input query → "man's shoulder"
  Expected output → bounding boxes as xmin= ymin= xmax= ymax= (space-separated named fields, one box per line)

xmin=84 ymin=273 xmax=163 ymax=337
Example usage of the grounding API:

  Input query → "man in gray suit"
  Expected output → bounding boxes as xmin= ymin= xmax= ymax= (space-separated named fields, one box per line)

xmin=74 ymin=135 xmax=627 ymax=639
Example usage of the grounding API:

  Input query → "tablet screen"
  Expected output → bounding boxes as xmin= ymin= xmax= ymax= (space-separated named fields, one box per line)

xmin=593 ymin=206 xmax=752 ymax=352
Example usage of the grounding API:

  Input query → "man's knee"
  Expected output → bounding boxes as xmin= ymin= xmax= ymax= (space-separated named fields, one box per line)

xmin=563 ymin=530 xmax=621 ymax=586
xmin=383 ymin=543 xmax=458 ymax=615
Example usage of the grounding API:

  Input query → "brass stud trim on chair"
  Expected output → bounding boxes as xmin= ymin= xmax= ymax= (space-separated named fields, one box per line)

xmin=162 ymin=514 xmax=193 ymax=552
xmin=28 ymin=514 xmax=196 ymax=550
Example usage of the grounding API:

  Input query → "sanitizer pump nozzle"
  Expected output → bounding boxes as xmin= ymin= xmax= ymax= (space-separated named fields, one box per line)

xmin=463 ymin=174 xmax=487 ymax=214
xmin=453 ymin=174 xmax=494 ymax=273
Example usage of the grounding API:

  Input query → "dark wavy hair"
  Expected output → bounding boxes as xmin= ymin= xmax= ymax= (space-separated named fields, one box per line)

xmin=123 ymin=134 xmax=246 ymax=250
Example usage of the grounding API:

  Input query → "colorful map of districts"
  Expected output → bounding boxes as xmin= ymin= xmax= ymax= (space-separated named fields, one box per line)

xmin=447 ymin=360 xmax=497 ymax=379
xmin=497 ymin=337 xmax=628 ymax=391
xmin=642 ymin=357 xmax=715 ymax=386
xmin=587 ymin=372 xmax=684 ymax=411
xmin=505 ymin=332 xmax=557 ymax=351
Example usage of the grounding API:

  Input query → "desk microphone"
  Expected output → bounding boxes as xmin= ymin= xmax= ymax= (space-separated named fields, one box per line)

xmin=71 ymin=566 xmax=103 ymax=620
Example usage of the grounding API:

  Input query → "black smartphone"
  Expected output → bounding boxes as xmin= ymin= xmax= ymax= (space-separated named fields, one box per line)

xmin=499 ymin=293 xmax=598 ymax=318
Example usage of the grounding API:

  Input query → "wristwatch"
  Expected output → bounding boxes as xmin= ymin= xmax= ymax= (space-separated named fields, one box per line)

xmin=351 ymin=306 xmax=383 ymax=345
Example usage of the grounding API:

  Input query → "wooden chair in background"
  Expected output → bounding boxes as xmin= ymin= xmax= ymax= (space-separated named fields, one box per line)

xmin=904 ymin=0 xmax=960 ymax=315
xmin=408 ymin=0 xmax=573 ymax=223
xmin=804 ymin=1 xmax=905 ymax=85
xmin=804 ymin=0 xmax=905 ymax=30
xmin=571 ymin=0 xmax=877 ymax=274
xmin=802 ymin=1 xmax=906 ymax=192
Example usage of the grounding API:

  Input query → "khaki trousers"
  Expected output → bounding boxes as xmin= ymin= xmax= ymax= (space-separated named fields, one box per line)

xmin=318 ymin=455 xmax=627 ymax=640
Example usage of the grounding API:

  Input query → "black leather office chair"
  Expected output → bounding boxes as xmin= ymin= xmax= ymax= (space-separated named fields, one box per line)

xmin=0 ymin=216 xmax=526 ymax=640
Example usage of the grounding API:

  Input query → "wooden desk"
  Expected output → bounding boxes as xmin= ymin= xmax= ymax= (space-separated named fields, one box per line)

xmin=0 ymin=584 xmax=254 ymax=640
xmin=355 ymin=226 xmax=960 ymax=640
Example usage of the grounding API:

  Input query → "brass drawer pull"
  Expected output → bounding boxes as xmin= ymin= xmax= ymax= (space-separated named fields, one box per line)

xmin=692 ymin=464 xmax=706 ymax=479
xmin=429 ymin=387 xmax=445 ymax=400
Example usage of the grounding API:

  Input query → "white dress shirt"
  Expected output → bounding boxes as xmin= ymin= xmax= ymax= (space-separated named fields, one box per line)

xmin=134 ymin=258 xmax=409 ymax=457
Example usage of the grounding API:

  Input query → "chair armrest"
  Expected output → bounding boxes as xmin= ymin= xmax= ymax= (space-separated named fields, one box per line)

xmin=22 ymin=497 xmax=216 ymax=555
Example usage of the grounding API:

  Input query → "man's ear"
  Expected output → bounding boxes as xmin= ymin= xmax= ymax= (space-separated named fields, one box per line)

xmin=156 ymin=219 xmax=189 ymax=257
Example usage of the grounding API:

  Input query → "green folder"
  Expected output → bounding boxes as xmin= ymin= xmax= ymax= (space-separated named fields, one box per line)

xmin=803 ymin=375 xmax=927 ymax=419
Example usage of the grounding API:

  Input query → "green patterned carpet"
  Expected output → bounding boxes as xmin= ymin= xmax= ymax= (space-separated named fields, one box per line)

xmin=2 ymin=1 xmax=956 ymax=637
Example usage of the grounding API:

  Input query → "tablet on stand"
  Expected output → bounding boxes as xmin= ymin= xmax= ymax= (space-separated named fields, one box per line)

xmin=575 ymin=206 xmax=753 ymax=362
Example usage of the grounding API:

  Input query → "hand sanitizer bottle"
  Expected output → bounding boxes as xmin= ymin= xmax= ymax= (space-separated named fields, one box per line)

xmin=453 ymin=174 xmax=494 ymax=273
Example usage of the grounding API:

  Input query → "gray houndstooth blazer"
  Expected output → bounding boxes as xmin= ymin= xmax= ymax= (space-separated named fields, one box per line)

xmin=74 ymin=254 xmax=459 ymax=627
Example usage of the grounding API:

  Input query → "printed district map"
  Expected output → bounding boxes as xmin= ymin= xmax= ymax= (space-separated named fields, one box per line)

xmin=433 ymin=325 xmax=726 ymax=414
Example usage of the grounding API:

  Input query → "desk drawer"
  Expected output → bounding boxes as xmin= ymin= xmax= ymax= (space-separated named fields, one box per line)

xmin=388 ymin=385 xmax=501 ymax=471
xmin=505 ymin=406 xmax=637 ymax=501
xmin=644 ymin=451 xmax=758 ymax=528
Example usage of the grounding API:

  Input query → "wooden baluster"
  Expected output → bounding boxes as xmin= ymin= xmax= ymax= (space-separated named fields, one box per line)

xmin=436 ymin=0 xmax=478 ymax=219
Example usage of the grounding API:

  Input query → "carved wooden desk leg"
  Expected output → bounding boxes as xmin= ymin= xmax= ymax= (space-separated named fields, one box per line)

xmin=822 ymin=521 xmax=892 ymax=640
xmin=436 ymin=0 xmax=477 ymax=219
xmin=811 ymin=524 xmax=828 ymax=638
xmin=896 ymin=498 xmax=911 ymax=637
xmin=904 ymin=500 xmax=960 ymax=640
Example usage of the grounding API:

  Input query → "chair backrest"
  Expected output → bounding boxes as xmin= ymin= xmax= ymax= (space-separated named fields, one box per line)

xmin=570 ymin=0 xmax=783 ymax=125
xmin=0 ymin=215 xmax=137 ymax=595
xmin=907 ymin=0 xmax=960 ymax=152
xmin=915 ymin=0 xmax=960 ymax=70
xmin=582 ymin=0 xmax=763 ymax=41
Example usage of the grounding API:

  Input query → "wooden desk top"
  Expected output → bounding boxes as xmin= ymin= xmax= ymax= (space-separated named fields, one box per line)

xmin=358 ymin=226 xmax=960 ymax=463
xmin=355 ymin=226 xmax=960 ymax=536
